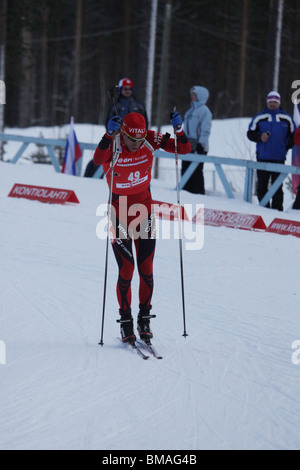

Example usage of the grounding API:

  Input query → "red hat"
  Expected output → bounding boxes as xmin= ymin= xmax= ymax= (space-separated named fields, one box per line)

xmin=122 ymin=113 xmax=147 ymax=140
xmin=118 ymin=77 xmax=134 ymax=91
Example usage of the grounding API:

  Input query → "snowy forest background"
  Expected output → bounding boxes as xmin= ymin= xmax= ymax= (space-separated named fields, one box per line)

xmin=1 ymin=0 xmax=300 ymax=129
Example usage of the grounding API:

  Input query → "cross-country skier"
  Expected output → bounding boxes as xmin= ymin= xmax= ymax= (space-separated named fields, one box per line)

xmin=93 ymin=112 xmax=191 ymax=343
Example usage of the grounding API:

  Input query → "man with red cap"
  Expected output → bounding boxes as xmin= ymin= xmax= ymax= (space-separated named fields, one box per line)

xmin=94 ymin=111 xmax=191 ymax=343
xmin=85 ymin=78 xmax=149 ymax=178
xmin=105 ymin=78 xmax=149 ymax=129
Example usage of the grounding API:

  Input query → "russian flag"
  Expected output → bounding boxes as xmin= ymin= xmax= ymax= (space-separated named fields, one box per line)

xmin=62 ymin=117 xmax=82 ymax=175
xmin=292 ymin=102 xmax=300 ymax=194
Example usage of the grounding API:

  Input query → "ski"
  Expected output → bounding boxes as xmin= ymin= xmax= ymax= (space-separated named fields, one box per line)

xmin=118 ymin=338 xmax=150 ymax=360
xmin=137 ymin=340 xmax=163 ymax=359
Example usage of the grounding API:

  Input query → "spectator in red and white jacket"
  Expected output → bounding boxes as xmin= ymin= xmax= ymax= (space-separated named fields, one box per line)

xmin=93 ymin=112 xmax=191 ymax=343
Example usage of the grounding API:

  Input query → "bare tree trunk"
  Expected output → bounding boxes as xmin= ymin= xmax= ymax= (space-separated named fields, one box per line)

xmin=98 ymin=71 xmax=106 ymax=125
xmin=19 ymin=28 xmax=32 ymax=127
xmin=51 ymin=40 xmax=59 ymax=125
xmin=214 ymin=1 xmax=230 ymax=118
xmin=156 ymin=0 xmax=172 ymax=131
xmin=123 ymin=0 xmax=131 ymax=72
xmin=273 ymin=0 xmax=284 ymax=91
xmin=74 ymin=0 xmax=83 ymax=120
xmin=41 ymin=5 xmax=49 ymax=125
xmin=145 ymin=0 xmax=158 ymax=128
xmin=238 ymin=0 xmax=249 ymax=116
xmin=0 ymin=0 xmax=7 ymax=160
xmin=154 ymin=0 xmax=172 ymax=178
xmin=264 ymin=0 xmax=282 ymax=93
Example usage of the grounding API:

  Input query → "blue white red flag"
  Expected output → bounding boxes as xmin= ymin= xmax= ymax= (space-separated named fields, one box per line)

xmin=292 ymin=102 xmax=300 ymax=194
xmin=62 ymin=117 xmax=82 ymax=175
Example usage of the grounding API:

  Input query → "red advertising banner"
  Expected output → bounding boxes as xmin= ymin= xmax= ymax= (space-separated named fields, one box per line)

xmin=193 ymin=207 xmax=266 ymax=231
xmin=8 ymin=184 xmax=79 ymax=204
xmin=266 ymin=218 xmax=300 ymax=238
xmin=152 ymin=200 xmax=189 ymax=222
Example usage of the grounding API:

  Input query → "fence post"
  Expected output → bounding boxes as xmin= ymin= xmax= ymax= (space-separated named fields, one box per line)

xmin=46 ymin=145 xmax=61 ymax=172
xmin=214 ymin=163 xmax=235 ymax=199
xmin=244 ymin=167 xmax=254 ymax=202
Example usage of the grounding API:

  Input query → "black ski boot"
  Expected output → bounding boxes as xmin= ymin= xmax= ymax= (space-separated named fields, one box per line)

xmin=117 ymin=309 xmax=136 ymax=343
xmin=137 ymin=305 xmax=156 ymax=342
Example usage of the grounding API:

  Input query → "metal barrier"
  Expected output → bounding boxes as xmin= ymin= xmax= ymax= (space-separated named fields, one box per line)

xmin=1 ymin=132 xmax=300 ymax=207
xmin=0 ymin=132 xmax=105 ymax=177
xmin=155 ymin=149 xmax=300 ymax=207
xmin=0 ymin=132 xmax=92 ymax=168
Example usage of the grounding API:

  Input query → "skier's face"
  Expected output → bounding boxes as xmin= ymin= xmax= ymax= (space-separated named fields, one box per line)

xmin=122 ymin=133 xmax=144 ymax=153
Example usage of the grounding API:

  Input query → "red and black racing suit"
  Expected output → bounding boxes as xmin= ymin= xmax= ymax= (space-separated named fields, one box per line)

xmin=93 ymin=128 xmax=191 ymax=313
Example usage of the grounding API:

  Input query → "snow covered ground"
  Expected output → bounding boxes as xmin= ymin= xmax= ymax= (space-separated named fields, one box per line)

xmin=0 ymin=121 xmax=300 ymax=450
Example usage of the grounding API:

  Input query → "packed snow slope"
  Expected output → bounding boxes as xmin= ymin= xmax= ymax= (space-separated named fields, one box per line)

xmin=0 ymin=159 xmax=300 ymax=451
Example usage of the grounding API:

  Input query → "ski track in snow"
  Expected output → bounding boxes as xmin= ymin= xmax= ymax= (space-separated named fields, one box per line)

xmin=0 ymin=161 xmax=300 ymax=450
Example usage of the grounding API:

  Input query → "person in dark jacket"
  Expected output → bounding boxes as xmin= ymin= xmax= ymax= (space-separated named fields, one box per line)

xmin=247 ymin=91 xmax=295 ymax=211
xmin=182 ymin=86 xmax=212 ymax=194
xmin=105 ymin=78 xmax=149 ymax=129
xmin=292 ymin=124 xmax=300 ymax=209
xmin=85 ymin=78 xmax=149 ymax=178
xmin=84 ymin=159 xmax=103 ymax=178
xmin=293 ymin=184 xmax=300 ymax=209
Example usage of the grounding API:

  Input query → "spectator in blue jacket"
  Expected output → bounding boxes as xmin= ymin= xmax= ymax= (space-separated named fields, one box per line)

xmin=182 ymin=86 xmax=212 ymax=194
xmin=247 ymin=91 xmax=295 ymax=211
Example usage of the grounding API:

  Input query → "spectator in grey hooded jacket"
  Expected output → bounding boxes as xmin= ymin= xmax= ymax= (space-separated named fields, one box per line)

xmin=182 ymin=86 xmax=212 ymax=194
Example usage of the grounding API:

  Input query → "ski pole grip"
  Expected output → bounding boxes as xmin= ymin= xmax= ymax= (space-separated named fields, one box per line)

xmin=171 ymin=107 xmax=182 ymax=131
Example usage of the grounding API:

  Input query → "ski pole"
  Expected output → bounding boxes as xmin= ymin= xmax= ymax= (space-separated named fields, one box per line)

xmin=99 ymin=86 xmax=120 ymax=346
xmin=99 ymin=133 xmax=120 ymax=346
xmin=109 ymin=85 xmax=119 ymax=115
xmin=173 ymin=108 xmax=188 ymax=337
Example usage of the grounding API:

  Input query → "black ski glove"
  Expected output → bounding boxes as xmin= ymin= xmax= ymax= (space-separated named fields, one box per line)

xmin=196 ymin=143 xmax=205 ymax=154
